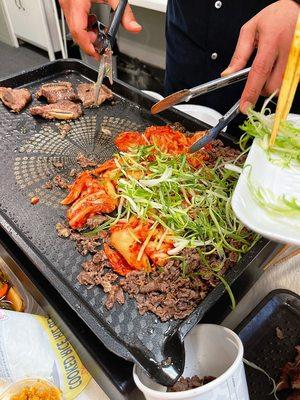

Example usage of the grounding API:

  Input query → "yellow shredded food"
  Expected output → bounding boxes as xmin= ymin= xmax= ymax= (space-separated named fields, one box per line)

xmin=10 ymin=385 xmax=61 ymax=400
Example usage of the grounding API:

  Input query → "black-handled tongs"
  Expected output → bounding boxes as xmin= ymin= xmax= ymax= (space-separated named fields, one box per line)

xmin=88 ymin=0 xmax=128 ymax=101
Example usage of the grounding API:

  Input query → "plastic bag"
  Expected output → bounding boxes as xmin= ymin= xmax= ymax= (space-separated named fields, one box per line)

xmin=0 ymin=310 xmax=109 ymax=400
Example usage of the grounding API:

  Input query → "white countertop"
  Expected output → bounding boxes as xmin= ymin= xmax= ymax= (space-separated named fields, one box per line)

xmin=129 ymin=0 xmax=167 ymax=13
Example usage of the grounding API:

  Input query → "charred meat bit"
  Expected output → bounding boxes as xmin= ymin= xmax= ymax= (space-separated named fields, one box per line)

xmin=105 ymin=285 xmax=125 ymax=310
xmin=98 ymin=272 xmax=119 ymax=293
xmin=0 ymin=87 xmax=31 ymax=112
xmin=168 ymin=376 xmax=215 ymax=392
xmin=278 ymin=346 xmax=300 ymax=397
xmin=55 ymin=222 xmax=71 ymax=238
xmin=69 ymin=168 xmax=79 ymax=178
xmin=77 ymin=270 xmax=99 ymax=286
xmin=77 ymin=83 xmax=113 ymax=108
xmin=53 ymin=175 xmax=69 ymax=190
xmin=70 ymin=232 xmax=101 ymax=255
xmin=36 ymin=82 xmax=78 ymax=103
xmin=58 ymin=123 xmax=71 ymax=139
xmin=69 ymin=168 xmax=80 ymax=178
xmin=276 ymin=326 xmax=285 ymax=340
xmin=92 ymin=250 xmax=107 ymax=264
xmin=52 ymin=161 xmax=64 ymax=169
xmin=30 ymin=100 xmax=82 ymax=120
xmin=86 ymin=215 xmax=108 ymax=230
xmin=287 ymin=391 xmax=300 ymax=400
xmin=76 ymin=152 xmax=97 ymax=168
xmin=43 ymin=180 xmax=53 ymax=190
xmin=30 ymin=196 xmax=39 ymax=205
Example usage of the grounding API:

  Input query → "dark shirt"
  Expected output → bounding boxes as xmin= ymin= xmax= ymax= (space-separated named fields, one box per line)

xmin=165 ymin=0 xmax=300 ymax=132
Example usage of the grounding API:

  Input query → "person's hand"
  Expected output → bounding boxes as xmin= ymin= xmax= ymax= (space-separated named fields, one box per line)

xmin=221 ymin=0 xmax=299 ymax=113
xmin=59 ymin=0 xmax=142 ymax=60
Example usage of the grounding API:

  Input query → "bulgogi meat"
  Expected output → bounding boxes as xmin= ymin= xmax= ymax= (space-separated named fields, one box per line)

xmin=0 ymin=87 xmax=31 ymax=112
xmin=30 ymin=100 xmax=82 ymax=120
xmin=76 ymin=248 xmax=125 ymax=309
xmin=278 ymin=346 xmax=300 ymax=399
xmin=52 ymin=161 xmax=64 ymax=169
xmin=36 ymin=82 xmax=78 ymax=103
xmin=119 ymin=249 xmax=214 ymax=321
xmin=168 ymin=375 xmax=215 ymax=392
xmin=55 ymin=222 xmax=71 ymax=238
xmin=77 ymin=83 xmax=113 ymax=108
xmin=43 ymin=180 xmax=53 ymax=190
xmin=58 ymin=123 xmax=71 ymax=138
xmin=76 ymin=152 xmax=97 ymax=168
xmin=86 ymin=215 xmax=108 ymax=229
xmin=53 ymin=175 xmax=69 ymax=190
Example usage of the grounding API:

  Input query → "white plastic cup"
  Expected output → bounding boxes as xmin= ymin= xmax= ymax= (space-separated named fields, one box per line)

xmin=133 ymin=324 xmax=249 ymax=400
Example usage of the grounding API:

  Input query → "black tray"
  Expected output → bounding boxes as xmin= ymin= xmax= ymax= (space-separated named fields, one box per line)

xmin=0 ymin=59 xmax=280 ymax=385
xmin=236 ymin=289 xmax=300 ymax=399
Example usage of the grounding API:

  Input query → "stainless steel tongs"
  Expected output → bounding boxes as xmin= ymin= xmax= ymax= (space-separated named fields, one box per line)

xmin=88 ymin=0 xmax=128 ymax=102
xmin=151 ymin=67 xmax=251 ymax=114
xmin=189 ymin=100 xmax=241 ymax=153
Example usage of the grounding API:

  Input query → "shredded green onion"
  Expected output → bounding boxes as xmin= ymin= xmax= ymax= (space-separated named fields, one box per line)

xmin=248 ymin=178 xmax=300 ymax=217
xmin=113 ymin=146 xmax=256 ymax=258
xmin=213 ymin=272 xmax=236 ymax=310
xmin=240 ymin=93 xmax=300 ymax=168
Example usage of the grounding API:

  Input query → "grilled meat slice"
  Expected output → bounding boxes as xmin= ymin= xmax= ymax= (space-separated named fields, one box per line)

xmin=0 ymin=87 xmax=31 ymax=112
xmin=30 ymin=100 xmax=82 ymax=120
xmin=36 ymin=82 xmax=78 ymax=103
xmin=77 ymin=83 xmax=113 ymax=108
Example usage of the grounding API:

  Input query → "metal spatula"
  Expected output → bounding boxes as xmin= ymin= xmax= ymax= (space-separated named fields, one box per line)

xmin=151 ymin=68 xmax=250 ymax=115
xmin=189 ymin=100 xmax=241 ymax=153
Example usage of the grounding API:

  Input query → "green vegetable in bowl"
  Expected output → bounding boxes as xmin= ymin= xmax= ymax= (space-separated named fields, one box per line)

xmin=240 ymin=94 xmax=300 ymax=168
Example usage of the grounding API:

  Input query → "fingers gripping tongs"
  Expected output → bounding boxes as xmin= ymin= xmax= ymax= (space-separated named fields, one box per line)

xmin=88 ymin=0 xmax=128 ymax=102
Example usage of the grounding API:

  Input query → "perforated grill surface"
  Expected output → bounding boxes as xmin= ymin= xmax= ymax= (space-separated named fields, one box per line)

xmin=0 ymin=60 xmax=278 ymax=384
xmin=237 ymin=291 xmax=300 ymax=400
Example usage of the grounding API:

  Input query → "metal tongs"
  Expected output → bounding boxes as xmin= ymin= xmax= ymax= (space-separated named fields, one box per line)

xmin=189 ymin=100 xmax=240 ymax=153
xmin=88 ymin=0 xmax=128 ymax=102
xmin=151 ymin=67 xmax=251 ymax=115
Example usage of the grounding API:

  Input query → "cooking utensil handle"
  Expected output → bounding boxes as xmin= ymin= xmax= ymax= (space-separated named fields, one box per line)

xmin=189 ymin=100 xmax=240 ymax=153
xmin=108 ymin=0 xmax=128 ymax=45
xmin=189 ymin=67 xmax=251 ymax=99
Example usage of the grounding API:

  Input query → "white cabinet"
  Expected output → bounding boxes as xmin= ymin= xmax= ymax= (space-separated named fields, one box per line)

xmin=3 ymin=0 xmax=65 ymax=61
xmin=129 ymin=0 xmax=167 ymax=12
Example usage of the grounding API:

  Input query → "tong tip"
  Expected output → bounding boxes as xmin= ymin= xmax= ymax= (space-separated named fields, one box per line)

xmin=151 ymin=90 xmax=190 ymax=115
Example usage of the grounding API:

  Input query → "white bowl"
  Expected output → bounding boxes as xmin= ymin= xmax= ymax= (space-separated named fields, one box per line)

xmin=133 ymin=324 xmax=249 ymax=400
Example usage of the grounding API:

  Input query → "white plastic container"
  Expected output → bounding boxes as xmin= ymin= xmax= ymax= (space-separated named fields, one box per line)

xmin=0 ymin=258 xmax=41 ymax=314
xmin=133 ymin=324 xmax=249 ymax=400
xmin=0 ymin=378 xmax=62 ymax=400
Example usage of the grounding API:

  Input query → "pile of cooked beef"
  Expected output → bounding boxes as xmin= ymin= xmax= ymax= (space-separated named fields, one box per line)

xmin=0 ymin=81 xmax=113 ymax=119
xmin=277 ymin=346 xmax=300 ymax=400
xmin=168 ymin=375 xmax=215 ymax=392
xmin=74 ymin=239 xmax=241 ymax=320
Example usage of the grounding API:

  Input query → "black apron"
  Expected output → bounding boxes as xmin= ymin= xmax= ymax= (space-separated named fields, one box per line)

xmin=165 ymin=0 xmax=300 ymax=133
